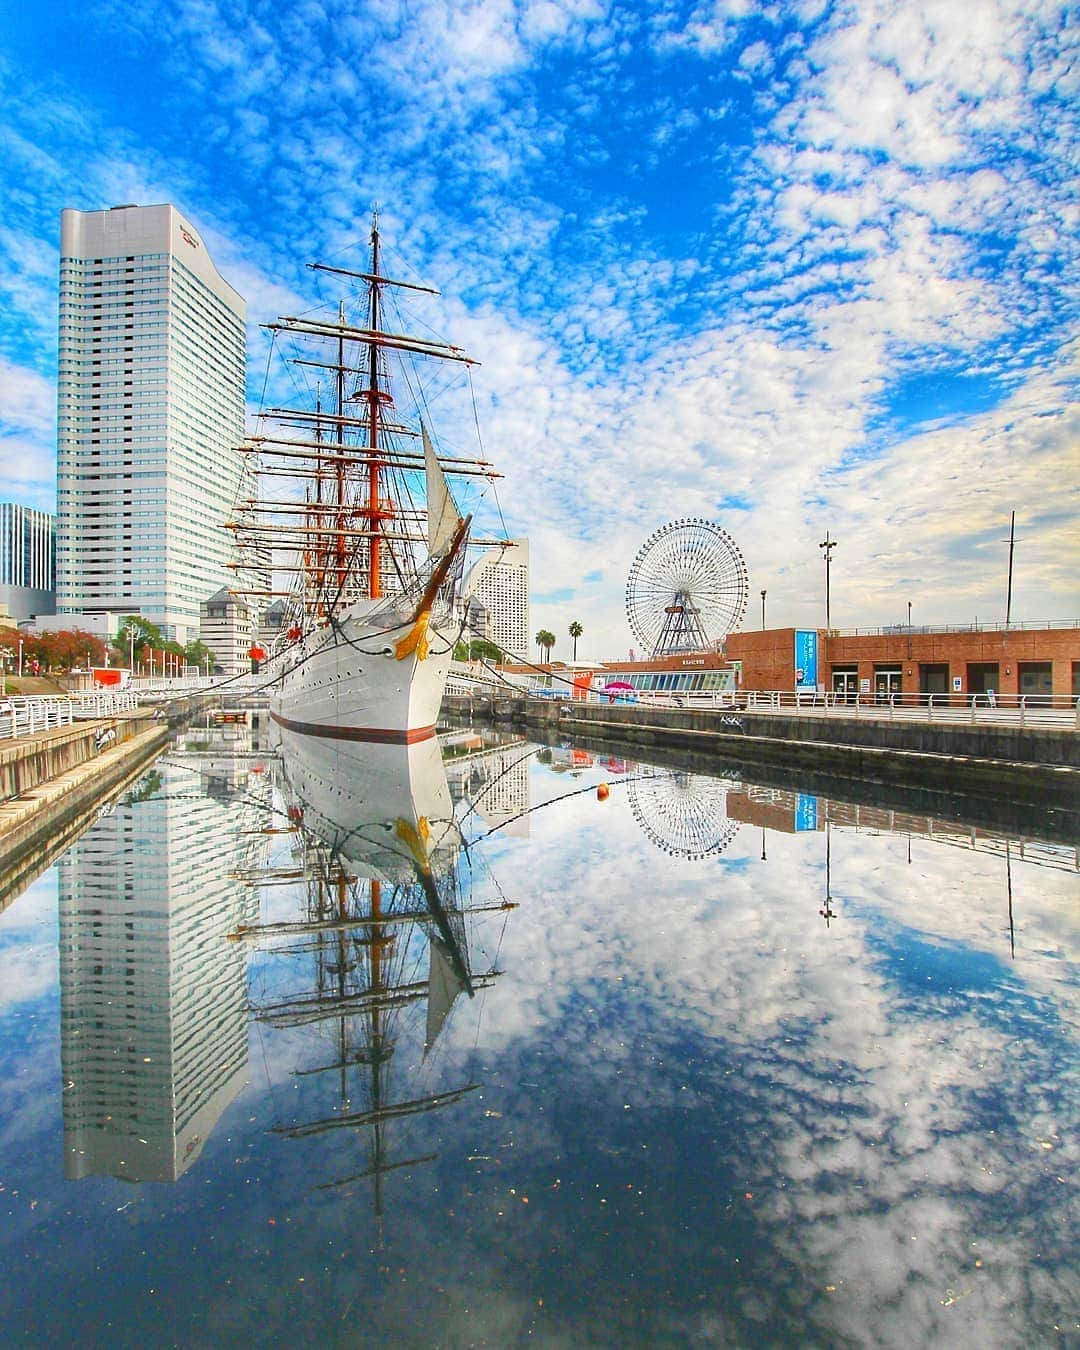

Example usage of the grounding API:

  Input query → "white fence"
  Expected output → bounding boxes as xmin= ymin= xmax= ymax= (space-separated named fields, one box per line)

xmin=515 ymin=686 xmax=1080 ymax=730
xmin=736 ymin=689 xmax=1080 ymax=729
xmin=0 ymin=692 xmax=140 ymax=741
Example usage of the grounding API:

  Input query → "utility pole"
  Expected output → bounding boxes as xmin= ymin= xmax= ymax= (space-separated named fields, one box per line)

xmin=819 ymin=532 xmax=837 ymax=630
xmin=760 ymin=589 xmax=767 ymax=630
xmin=1005 ymin=510 xmax=1016 ymax=626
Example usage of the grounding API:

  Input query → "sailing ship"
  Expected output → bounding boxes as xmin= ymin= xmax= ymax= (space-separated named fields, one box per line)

xmin=233 ymin=729 xmax=515 ymax=1219
xmin=230 ymin=213 xmax=501 ymax=744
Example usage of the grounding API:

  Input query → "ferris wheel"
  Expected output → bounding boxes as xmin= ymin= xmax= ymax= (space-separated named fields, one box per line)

xmin=628 ymin=767 xmax=740 ymax=859
xmin=625 ymin=518 xmax=748 ymax=656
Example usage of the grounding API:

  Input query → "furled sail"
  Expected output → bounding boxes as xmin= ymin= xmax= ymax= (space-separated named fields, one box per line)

xmin=425 ymin=937 xmax=465 ymax=1053
xmin=423 ymin=422 xmax=459 ymax=558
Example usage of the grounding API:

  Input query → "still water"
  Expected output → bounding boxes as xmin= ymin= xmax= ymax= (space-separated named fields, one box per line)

xmin=0 ymin=717 xmax=1076 ymax=1347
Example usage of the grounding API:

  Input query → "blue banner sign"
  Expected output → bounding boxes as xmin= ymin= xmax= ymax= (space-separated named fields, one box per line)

xmin=794 ymin=629 xmax=819 ymax=690
xmin=795 ymin=794 xmax=818 ymax=831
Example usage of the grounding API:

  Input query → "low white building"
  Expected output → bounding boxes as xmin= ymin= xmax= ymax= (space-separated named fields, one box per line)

xmin=199 ymin=588 xmax=251 ymax=676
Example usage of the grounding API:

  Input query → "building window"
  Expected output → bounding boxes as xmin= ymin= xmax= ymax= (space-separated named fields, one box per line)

xmin=1018 ymin=661 xmax=1052 ymax=698
xmin=966 ymin=662 xmax=999 ymax=695
xmin=919 ymin=663 xmax=949 ymax=695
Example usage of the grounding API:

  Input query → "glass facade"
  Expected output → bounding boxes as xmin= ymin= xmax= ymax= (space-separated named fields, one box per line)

xmin=0 ymin=502 xmax=55 ymax=620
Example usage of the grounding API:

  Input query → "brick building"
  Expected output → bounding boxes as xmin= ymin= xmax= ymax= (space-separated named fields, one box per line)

xmin=725 ymin=624 xmax=1080 ymax=700
xmin=501 ymin=622 xmax=1079 ymax=701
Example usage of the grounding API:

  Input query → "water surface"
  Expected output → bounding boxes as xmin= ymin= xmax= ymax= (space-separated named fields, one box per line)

xmin=0 ymin=721 xmax=1076 ymax=1346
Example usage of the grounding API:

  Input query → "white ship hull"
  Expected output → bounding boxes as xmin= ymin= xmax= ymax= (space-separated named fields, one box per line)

xmin=269 ymin=600 xmax=458 ymax=744
xmin=274 ymin=722 xmax=457 ymax=884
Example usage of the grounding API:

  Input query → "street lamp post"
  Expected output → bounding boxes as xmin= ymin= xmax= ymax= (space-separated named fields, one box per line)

xmin=907 ymin=600 xmax=912 ymax=661
xmin=17 ymin=638 xmax=24 ymax=679
xmin=760 ymin=589 xmax=767 ymax=630
xmin=819 ymin=532 xmax=837 ymax=630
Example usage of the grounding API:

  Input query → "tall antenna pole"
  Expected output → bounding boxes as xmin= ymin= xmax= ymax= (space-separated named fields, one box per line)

xmin=819 ymin=532 xmax=837 ymax=630
xmin=1005 ymin=510 xmax=1016 ymax=627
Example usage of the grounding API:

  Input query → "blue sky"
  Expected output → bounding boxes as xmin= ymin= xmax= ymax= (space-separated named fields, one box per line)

xmin=0 ymin=0 xmax=1076 ymax=656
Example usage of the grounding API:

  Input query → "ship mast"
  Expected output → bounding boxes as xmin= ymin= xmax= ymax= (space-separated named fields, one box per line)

xmin=233 ymin=215 xmax=501 ymax=618
xmin=335 ymin=304 xmax=348 ymax=597
xmin=365 ymin=215 xmax=385 ymax=599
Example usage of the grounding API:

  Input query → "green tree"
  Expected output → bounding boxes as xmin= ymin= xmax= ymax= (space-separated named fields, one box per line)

xmin=469 ymin=638 xmax=503 ymax=663
xmin=184 ymin=639 xmax=214 ymax=674
xmin=535 ymin=629 xmax=556 ymax=662
xmin=568 ymin=620 xmax=583 ymax=661
xmin=112 ymin=615 xmax=163 ymax=670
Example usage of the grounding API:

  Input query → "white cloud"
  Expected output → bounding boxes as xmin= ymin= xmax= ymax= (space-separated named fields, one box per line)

xmin=0 ymin=0 xmax=1074 ymax=651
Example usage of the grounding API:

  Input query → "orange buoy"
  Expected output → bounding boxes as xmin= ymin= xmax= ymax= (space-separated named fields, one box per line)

xmin=596 ymin=782 xmax=610 ymax=801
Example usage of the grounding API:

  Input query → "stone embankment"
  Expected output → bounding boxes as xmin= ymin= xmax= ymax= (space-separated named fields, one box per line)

xmin=446 ymin=694 xmax=1080 ymax=818
xmin=0 ymin=714 xmax=168 ymax=907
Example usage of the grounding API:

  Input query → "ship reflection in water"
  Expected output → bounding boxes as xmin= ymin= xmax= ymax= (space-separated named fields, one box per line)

xmin=0 ymin=721 xmax=1075 ymax=1346
xmin=236 ymin=727 xmax=517 ymax=1221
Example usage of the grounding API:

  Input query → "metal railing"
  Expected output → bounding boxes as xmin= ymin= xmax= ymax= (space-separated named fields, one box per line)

xmin=70 ymin=691 xmax=141 ymax=720
xmin=0 ymin=696 xmax=74 ymax=740
xmin=675 ymin=688 xmax=1080 ymax=729
xmin=508 ymin=686 xmax=1080 ymax=730
xmin=830 ymin=618 xmax=1078 ymax=636
xmin=0 ymin=691 xmax=141 ymax=740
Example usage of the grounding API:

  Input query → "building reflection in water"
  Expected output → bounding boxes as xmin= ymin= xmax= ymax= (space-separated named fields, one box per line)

xmin=559 ymin=750 xmax=1075 ymax=950
xmin=57 ymin=717 xmax=270 ymax=1182
xmin=442 ymin=730 xmax=532 ymax=837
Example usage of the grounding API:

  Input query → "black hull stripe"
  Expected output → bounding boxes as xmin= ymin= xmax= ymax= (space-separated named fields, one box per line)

xmin=271 ymin=711 xmax=436 ymax=744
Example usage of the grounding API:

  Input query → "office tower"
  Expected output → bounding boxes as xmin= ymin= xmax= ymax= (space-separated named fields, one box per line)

xmin=463 ymin=539 xmax=529 ymax=659
xmin=55 ymin=204 xmax=246 ymax=645
xmin=0 ymin=502 xmax=55 ymax=621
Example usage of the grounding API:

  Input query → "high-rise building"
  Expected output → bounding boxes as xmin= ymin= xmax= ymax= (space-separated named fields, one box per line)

xmin=463 ymin=539 xmax=529 ymax=659
xmin=0 ymin=502 xmax=55 ymax=621
xmin=55 ymin=204 xmax=246 ymax=645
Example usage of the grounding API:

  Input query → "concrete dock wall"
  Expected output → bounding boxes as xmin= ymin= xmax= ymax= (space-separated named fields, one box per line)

xmin=0 ymin=716 xmax=159 ymax=803
xmin=0 ymin=719 xmax=169 ymax=904
xmin=554 ymin=702 xmax=1075 ymax=766
xmin=444 ymin=695 xmax=1079 ymax=811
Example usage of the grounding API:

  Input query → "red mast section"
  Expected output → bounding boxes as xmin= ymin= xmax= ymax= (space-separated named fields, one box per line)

xmin=364 ymin=215 xmax=387 ymax=600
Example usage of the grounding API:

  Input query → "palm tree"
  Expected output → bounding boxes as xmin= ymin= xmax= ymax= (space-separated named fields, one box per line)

xmin=535 ymin=629 xmax=556 ymax=662
xmin=568 ymin=620 xmax=583 ymax=661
